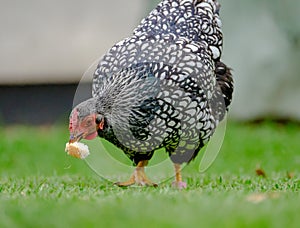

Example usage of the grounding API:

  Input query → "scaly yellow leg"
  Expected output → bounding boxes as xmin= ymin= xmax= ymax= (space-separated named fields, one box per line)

xmin=172 ymin=163 xmax=187 ymax=189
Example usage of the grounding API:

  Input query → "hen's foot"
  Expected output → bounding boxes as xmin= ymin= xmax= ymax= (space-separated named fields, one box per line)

xmin=172 ymin=181 xmax=187 ymax=189
xmin=115 ymin=160 xmax=157 ymax=187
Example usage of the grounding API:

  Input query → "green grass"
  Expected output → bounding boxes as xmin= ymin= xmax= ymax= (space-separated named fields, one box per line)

xmin=0 ymin=122 xmax=300 ymax=228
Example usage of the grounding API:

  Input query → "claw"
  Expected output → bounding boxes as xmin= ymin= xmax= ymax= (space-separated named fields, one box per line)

xmin=115 ymin=160 xmax=157 ymax=187
xmin=115 ymin=175 xmax=135 ymax=187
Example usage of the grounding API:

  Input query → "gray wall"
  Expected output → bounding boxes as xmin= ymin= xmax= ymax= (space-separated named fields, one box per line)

xmin=0 ymin=0 xmax=144 ymax=84
xmin=221 ymin=0 xmax=300 ymax=121
xmin=1 ymin=0 xmax=299 ymax=121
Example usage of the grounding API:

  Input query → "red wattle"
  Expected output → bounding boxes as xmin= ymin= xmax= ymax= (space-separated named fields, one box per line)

xmin=84 ymin=131 xmax=98 ymax=140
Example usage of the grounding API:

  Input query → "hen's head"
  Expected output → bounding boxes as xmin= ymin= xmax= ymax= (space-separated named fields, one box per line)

xmin=68 ymin=98 xmax=105 ymax=143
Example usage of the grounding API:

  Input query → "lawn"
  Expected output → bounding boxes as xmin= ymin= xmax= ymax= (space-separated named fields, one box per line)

xmin=0 ymin=121 xmax=300 ymax=227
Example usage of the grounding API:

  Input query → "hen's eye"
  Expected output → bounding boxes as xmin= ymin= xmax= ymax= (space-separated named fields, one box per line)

xmin=85 ymin=119 xmax=93 ymax=127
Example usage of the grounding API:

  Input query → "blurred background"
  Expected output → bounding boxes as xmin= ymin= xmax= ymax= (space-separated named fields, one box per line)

xmin=0 ymin=0 xmax=299 ymax=125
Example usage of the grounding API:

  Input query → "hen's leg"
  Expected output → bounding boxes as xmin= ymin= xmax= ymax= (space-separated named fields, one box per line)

xmin=172 ymin=163 xmax=187 ymax=189
xmin=115 ymin=160 xmax=157 ymax=187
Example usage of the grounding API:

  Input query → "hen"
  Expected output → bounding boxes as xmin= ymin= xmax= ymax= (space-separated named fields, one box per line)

xmin=68 ymin=0 xmax=233 ymax=188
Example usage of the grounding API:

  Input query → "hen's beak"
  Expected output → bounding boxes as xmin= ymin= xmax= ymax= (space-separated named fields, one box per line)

xmin=69 ymin=132 xmax=84 ymax=143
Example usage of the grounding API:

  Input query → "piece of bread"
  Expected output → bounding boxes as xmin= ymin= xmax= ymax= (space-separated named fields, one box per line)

xmin=65 ymin=142 xmax=90 ymax=159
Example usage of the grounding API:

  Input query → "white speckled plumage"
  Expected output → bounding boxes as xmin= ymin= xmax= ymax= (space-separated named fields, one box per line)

xmin=82 ymin=0 xmax=234 ymax=165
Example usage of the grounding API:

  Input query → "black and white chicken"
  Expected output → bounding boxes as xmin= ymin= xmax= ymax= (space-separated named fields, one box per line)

xmin=68 ymin=0 xmax=233 ymax=188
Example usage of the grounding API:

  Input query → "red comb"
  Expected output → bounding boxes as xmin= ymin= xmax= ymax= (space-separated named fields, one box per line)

xmin=69 ymin=109 xmax=79 ymax=131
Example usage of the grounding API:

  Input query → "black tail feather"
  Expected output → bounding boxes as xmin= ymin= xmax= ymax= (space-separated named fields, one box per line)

xmin=215 ymin=61 xmax=234 ymax=110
